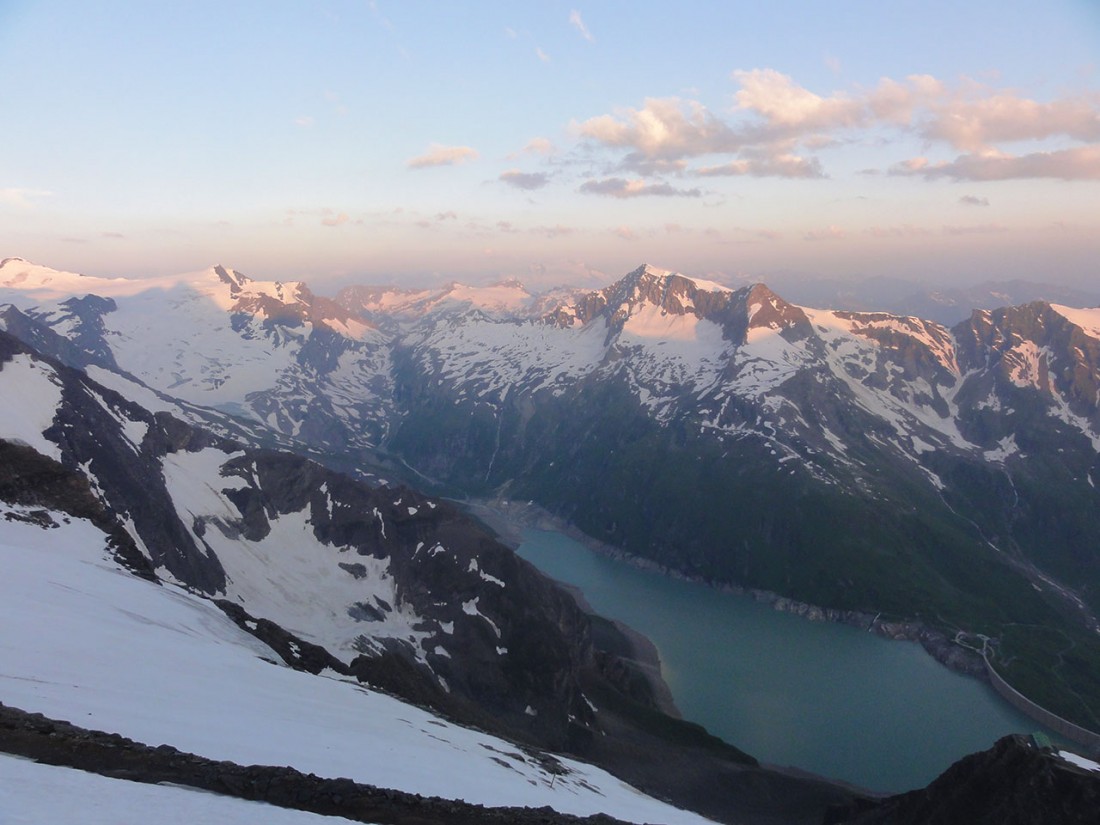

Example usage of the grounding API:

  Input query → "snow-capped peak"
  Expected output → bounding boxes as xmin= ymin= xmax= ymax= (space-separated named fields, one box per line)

xmin=1051 ymin=303 xmax=1100 ymax=341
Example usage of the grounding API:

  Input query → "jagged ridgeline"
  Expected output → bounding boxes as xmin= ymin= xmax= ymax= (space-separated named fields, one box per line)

xmin=2 ymin=257 xmax=1099 ymax=734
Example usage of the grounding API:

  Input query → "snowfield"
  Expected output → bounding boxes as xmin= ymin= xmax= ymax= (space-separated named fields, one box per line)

xmin=0 ymin=354 xmax=64 ymax=460
xmin=0 ymin=754 xmax=367 ymax=825
xmin=0 ymin=505 xmax=713 ymax=824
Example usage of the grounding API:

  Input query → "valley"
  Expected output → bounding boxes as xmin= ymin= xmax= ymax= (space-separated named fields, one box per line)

xmin=2 ymin=255 xmax=1099 ymax=822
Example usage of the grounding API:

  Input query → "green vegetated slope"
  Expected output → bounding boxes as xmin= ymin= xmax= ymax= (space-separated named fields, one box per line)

xmin=390 ymin=364 xmax=1100 ymax=732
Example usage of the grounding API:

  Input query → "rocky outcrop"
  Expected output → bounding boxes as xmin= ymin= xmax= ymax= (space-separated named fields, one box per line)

xmin=0 ymin=703 xmax=633 ymax=825
xmin=831 ymin=735 xmax=1100 ymax=824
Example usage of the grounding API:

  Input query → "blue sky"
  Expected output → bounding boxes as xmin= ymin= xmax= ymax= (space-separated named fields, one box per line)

xmin=2 ymin=1 xmax=1098 ymax=289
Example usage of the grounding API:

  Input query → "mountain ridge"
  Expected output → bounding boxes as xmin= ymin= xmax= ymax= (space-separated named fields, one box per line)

xmin=3 ymin=256 xmax=1100 ymax=733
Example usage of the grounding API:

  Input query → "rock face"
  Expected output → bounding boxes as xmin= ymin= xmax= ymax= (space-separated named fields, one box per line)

xmin=0 ymin=703 xmax=634 ymax=825
xmin=0 ymin=328 xmax=600 ymax=749
xmin=4 ymin=256 xmax=1100 ymax=728
xmin=832 ymin=735 xmax=1100 ymax=825
xmin=4 ymin=326 xmax=872 ymax=824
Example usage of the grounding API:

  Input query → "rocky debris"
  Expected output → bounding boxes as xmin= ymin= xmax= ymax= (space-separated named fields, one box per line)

xmin=0 ymin=702 xmax=632 ymax=825
xmin=829 ymin=734 xmax=1100 ymax=824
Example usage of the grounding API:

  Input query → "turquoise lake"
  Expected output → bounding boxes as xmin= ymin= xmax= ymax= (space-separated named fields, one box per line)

xmin=516 ymin=527 xmax=1053 ymax=792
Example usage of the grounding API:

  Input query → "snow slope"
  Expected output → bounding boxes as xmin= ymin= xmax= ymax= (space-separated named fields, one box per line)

xmin=0 ymin=754 xmax=366 ymax=825
xmin=0 ymin=505 xmax=712 ymax=824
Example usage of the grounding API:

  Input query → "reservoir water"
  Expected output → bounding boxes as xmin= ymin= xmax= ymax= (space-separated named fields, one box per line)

xmin=516 ymin=527 xmax=1051 ymax=793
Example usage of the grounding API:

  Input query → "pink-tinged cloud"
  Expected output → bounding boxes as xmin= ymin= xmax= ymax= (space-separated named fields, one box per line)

xmin=406 ymin=143 xmax=479 ymax=169
xmin=803 ymin=225 xmax=846 ymax=241
xmin=579 ymin=177 xmax=702 ymax=198
xmin=864 ymin=225 xmax=933 ymax=238
xmin=0 ymin=187 xmax=53 ymax=207
xmin=733 ymin=68 xmax=865 ymax=130
xmin=578 ymin=71 xmax=1100 ymax=185
xmin=695 ymin=151 xmax=824 ymax=179
xmin=941 ymin=223 xmax=1009 ymax=236
xmin=321 ymin=212 xmax=349 ymax=227
xmin=520 ymin=137 xmax=555 ymax=155
xmin=613 ymin=225 xmax=635 ymax=240
xmin=500 ymin=169 xmax=551 ymax=190
xmin=866 ymin=74 xmax=946 ymax=124
xmin=532 ymin=224 xmax=574 ymax=238
xmin=536 ymin=47 xmax=550 ymax=63
xmin=569 ymin=10 xmax=594 ymax=42
xmin=892 ymin=145 xmax=1100 ymax=181
xmin=922 ymin=94 xmax=1100 ymax=151
xmin=575 ymin=97 xmax=739 ymax=160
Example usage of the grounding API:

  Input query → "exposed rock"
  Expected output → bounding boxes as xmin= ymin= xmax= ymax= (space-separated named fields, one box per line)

xmin=830 ymin=735 xmax=1100 ymax=824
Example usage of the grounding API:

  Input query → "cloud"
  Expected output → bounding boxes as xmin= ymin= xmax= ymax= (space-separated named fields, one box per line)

xmin=294 ymin=116 xmax=315 ymax=128
xmin=866 ymin=74 xmax=946 ymax=125
xmin=803 ymin=225 xmax=846 ymax=241
xmin=613 ymin=225 xmax=635 ymax=240
xmin=435 ymin=210 xmax=457 ymax=221
xmin=500 ymin=169 xmax=551 ymax=190
xmin=891 ymin=145 xmax=1100 ymax=181
xmin=577 ymin=70 xmax=1100 ymax=184
xmin=536 ymin=47 xmax=550 ymax=63
xmin=959 ymin=195 xmax=990 ymax=207
xmin=407 ymin=144 xmax=479 ymax=169
xmin=733 ymin=68 xmax=865 ymax=131
xmin=574 ymin=85 xmax=845 ymax=178
xmin=863 ymin=225 xmax=933 ymax=238
xmin=579 ymin=177 xmax=702 ymax=198
xmin=921 ymin=94 xmax=1100 ymax=151
xmin=0 ymin=187 xmax=53 ymax=207
xmin=532 ymin=224 xmax=574 ymax=238
xmin=518 ymin=137 xmax=555 ymax=156
xmin=569 ymin=10 xmax=594 ymax=42
xmin=575 ymin=97 xmax=739 ymax=160
xmin=695 ymin=151 xmax=824 ymax=179
xmin=101 ymin=231 xmax=125 ymax=239
xmin=941 ymin=223 xmax=1009 ymax=236
xmin=321 ymin=212 xmax=349 ymax=227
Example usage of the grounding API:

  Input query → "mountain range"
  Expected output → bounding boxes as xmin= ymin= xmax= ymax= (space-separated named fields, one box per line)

xmin=2 ymin=255 xmax=1099 ymax=822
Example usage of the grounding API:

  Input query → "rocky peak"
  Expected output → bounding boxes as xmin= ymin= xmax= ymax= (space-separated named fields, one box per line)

xmin=955 ymin=300 xmax=1100 ymax=424
xmin=213 ymin=264 xmax=248 ymax=293
xmin=743 ymin=282 xmax=806 ymax=330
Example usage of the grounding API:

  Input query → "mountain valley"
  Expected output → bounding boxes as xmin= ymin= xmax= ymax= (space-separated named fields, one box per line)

xmin=2 ymin=256 xmax=1099 ymax=822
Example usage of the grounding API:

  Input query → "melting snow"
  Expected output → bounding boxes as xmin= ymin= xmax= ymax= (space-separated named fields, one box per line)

xmin=1058 ymin=751 xmax=1100 ymax=773
xmin=0 ymin=510 xmax=708 ymax=823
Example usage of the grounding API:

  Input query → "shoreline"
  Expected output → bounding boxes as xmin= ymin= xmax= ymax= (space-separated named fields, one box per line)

xmin=467 ymin=497 xmax=988 ymax=682
xmin=466 ymin=500 xmax=683 ymax=719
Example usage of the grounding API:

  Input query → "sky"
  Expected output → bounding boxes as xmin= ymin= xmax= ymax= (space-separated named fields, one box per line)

xmin=1 ymin=1 xmax=1098 ymax=291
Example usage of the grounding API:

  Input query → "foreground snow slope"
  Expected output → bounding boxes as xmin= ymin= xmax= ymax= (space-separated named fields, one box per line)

xmin=0 ymin=507 xmax=712 ymax=824
xmin=0 ymin=754 xmax=366 ymax=825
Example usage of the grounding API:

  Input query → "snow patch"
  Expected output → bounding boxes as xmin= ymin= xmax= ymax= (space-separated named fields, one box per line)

xmin=0 ymin=353 xmax=64 ymax=460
